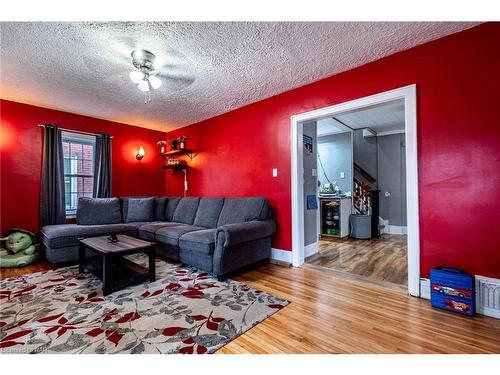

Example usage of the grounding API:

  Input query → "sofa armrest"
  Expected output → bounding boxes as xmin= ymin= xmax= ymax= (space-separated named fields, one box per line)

xmin=216 ymin=219 xmax=276 ymax=247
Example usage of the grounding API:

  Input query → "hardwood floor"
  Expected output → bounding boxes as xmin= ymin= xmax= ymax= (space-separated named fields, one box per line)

xmin=2 ymin=260 xmax=500 ymax=353
xmin=0 ymin=260 xmax=53 ymax=279
xmin=307 ymin=234 xmax=408 ymax=286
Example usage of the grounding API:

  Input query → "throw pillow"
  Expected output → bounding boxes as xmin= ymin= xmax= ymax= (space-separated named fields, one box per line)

xmin=76 ymin=197 xmax=122 ymax=225
xmin=126 ymin=197 xmax=155 ymax=223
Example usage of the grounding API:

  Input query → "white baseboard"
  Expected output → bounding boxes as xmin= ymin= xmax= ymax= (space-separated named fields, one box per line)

xmin=304 ymin=242 xmax=319 ymax=258
xmin=380 ymin=224 xmax=407 ymax=235
xmin=388 ymin=225 xmax=407 ymax=235
xmin=420 ymin=278 xmax=430 ymax=300
xmin=271 ymin=248 xmax=292 ymax=264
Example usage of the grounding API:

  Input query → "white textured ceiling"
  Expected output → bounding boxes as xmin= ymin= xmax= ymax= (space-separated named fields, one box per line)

xmin=0 ymin=22 xmax=478 ymax=132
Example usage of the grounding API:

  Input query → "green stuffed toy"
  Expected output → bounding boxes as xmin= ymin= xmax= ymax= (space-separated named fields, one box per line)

xmin=0 ymin=228 xmax=39 ymax=268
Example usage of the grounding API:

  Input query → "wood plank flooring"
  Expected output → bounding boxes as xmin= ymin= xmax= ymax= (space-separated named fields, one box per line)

xmin=307 ymin=234 xmax=407 ymax=286
xmin=2 ymin=259 xmax=500 ymax=353
xmin=0 ymin=260 xmax=53 ymax=279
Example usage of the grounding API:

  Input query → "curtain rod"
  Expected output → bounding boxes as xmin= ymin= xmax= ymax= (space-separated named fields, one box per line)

xmin=37 ymin=124 xmax=114 ymax=138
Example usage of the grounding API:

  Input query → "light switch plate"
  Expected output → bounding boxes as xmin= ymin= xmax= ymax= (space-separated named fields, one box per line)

xmin=272 ymin=168 xmax=278 ymax=177
xmin=340 ymin=172 xmax=345 ymax=179
xmin=312 ymin=168 xmax=317 ymax=177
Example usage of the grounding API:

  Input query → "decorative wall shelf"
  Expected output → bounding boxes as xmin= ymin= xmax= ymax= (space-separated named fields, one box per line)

xmin=160 ymin=148 xmax=194 ymax=160
xmin=162 ymin=164 xmax=188 ymax=171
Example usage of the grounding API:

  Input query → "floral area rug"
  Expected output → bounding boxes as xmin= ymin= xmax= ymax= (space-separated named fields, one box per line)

xmin=0 ymin=255 xmax=288 ymax=354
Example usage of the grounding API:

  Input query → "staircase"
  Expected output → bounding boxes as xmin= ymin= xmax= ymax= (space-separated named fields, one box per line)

xmin=353 ymin=163 xmax=380 ymax=238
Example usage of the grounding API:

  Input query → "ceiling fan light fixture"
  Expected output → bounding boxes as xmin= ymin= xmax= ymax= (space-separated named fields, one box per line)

xmin=129 ymin=49 xmax=164 ymax=103
xmin=130 ymin=70 xmax=144 ymax=84
xmin=137 ymin=79 xmax=150 ymax=92
xmin=148 ymin=75 xmax=162 ymax=90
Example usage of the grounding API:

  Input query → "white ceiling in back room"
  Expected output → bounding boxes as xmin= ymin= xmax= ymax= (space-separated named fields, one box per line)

xmin=317 ymin=99 xmax=406 ymax=137
xmin=0 ymin=22 xmax=479 ymax=132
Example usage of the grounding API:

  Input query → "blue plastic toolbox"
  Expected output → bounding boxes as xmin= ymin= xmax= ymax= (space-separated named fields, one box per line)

xmin=430 ymin=267 xmax=475 ymax=316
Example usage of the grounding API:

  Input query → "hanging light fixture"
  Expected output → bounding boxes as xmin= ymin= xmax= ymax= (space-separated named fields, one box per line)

xmin=129 ymin=70 xmax=144 ymax=84
xmin=130 ymin=49 xmax=162 ymax=103
xmin=137 ymin=79 xmax=150 ymax=92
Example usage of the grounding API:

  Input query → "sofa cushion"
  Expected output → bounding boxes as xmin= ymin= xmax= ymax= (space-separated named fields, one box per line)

xmin=172 ymin=197 xmax=201 ymax=225
xmin=165 ymin=197 xmax=181 ymax=221
xmin=154 ymin=197 xmax=168 ymax=221
xmin=76 ymin=197 xmax=122 ymax=225
xmin=125 ymin=197 xmax=155 ymax=223
xmin=124 ymin=221 xmax=166 ymax=229
xmin=155 ymin=225 xmax=205 ymax=247
xmin=137 ymin=222 xmax=182 ymax=241
xmin=193 ymin=198 xmax=225 ymax=228
xmin=41 ymin=223 xmax=137 ymax=249
xmin=216 ymin=197 xmax=270 ymax=227
xmin=121 ymin=196 xmax=155 ymax=222
xmin=179 ymin=229 xmax=217 ymax=255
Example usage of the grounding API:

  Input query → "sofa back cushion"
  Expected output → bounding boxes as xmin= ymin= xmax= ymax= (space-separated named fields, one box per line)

xmin=216 ymin=197 xmax=270 ymax=227
xmin=121 ymin=196 xmax=153 ymax=222
xmin=172 ymin=197 xmax=200 ymax=225
xmin=154 ymin=197 xmax=168 ymax=221
xmin=125 ymin=197 xmax=155 ymax=223
xmin=76 ymin=197 xmax=122 ymax=225
xmin=193 ymin=198 xmax=225 ymax=228
xmin=165 ymin=197 xmax=181 ymax=221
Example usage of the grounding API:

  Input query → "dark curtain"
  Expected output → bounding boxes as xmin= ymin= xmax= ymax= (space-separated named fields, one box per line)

xmin=93 ymin=134 xmax=112 ymax=198
xmin=40 ymin=125 xmax=66 ymax=227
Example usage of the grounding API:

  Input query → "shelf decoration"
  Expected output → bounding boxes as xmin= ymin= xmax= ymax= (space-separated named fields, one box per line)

xmin=157 ymin=140 xmax=167 ymax=156
xmin=170 ymin=138 xmax=179 ymax=150
xmin=178 ymin=135 xmax=187 ymax=150
xmin=159 ymin=136 xmax=194 ymax=173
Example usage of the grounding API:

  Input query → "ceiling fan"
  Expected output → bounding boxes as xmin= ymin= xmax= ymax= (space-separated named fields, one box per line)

xmin=129 ymin=49 xmax=164 ymax=103
xmin=79 ymin=29 xmax=196 ymax=104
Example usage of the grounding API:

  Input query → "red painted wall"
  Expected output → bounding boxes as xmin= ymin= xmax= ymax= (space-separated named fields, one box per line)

xmin=165 ymin=23 xmax=500 ymax=278
xmin=0 ymin=100 xmax=166 ymax=234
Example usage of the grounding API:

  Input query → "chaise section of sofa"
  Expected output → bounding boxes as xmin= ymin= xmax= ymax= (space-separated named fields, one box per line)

xmin=41 ymin=195 xmax=276 ymax=279
xmin=41 ymin=223 xmax=138 ymax=264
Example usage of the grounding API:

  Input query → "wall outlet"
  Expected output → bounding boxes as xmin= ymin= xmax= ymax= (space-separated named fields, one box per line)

xmin=272 ymin=168 xmax=278 ymax=177
xmin=312 ymin=168 xmax=317 ymax=177
xmin=340 ymin=172 xmax=345 ymax=179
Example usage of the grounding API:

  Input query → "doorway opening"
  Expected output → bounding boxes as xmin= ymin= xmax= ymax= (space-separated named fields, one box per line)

xmin=290 ymin=85 xmax=420 ymax=296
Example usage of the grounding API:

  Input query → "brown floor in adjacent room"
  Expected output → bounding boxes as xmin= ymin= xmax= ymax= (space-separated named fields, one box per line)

xmin=2 ymin=259 xmax=500 ymax=354
xmin=307 ymin=234 xmax=408 ymax=287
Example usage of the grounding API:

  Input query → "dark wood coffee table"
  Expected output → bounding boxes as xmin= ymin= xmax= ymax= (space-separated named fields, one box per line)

xmin=78 ymin=234 xmax=155 ymax=296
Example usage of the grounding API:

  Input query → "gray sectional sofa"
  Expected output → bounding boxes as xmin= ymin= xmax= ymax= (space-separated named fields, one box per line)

xmin=41 ymin=196 xmax=276 ymax=279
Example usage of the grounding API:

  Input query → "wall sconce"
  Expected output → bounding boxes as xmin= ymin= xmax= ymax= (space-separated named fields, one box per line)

xmin=136 ymin=145 xmax=145 ymax=160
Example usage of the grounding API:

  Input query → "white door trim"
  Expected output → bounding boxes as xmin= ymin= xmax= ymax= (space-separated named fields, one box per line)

xmin=290 ymin=84 xmax=420 ymax=297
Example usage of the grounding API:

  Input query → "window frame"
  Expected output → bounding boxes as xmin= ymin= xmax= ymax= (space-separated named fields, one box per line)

xmin=61 ymin=131 xmax=97 ymax=217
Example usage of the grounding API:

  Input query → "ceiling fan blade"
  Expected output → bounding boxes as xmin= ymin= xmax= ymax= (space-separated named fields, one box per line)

xmin=156 ymin=74 xmax=195 ymax=92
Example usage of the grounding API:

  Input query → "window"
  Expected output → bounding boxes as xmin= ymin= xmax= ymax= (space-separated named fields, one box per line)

xmin=62 ymin=131 xmax=96 ymax=216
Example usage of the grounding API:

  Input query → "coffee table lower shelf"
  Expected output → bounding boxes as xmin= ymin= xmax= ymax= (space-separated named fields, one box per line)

xmin=78 ymin=235 xmax=156 ymax=296
xmin=82 ymin=257 xmax=152 ymax=293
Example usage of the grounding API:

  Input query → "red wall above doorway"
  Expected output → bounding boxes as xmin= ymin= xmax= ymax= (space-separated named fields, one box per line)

xmin=165 ymin=23 xmax=500 ymax=279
